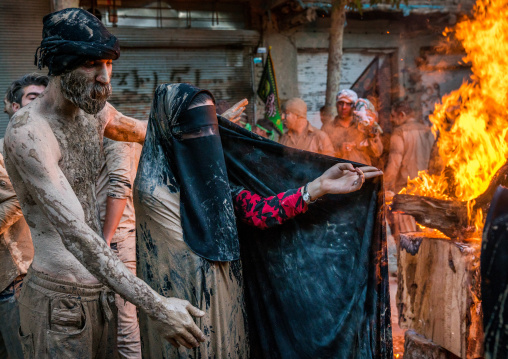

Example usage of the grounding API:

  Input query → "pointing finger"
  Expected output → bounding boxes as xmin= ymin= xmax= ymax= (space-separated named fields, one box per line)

xmin=233 ymin=98 xmax=249 ymax=108
xmin=358 ymin=166 xmax=382 ymax=173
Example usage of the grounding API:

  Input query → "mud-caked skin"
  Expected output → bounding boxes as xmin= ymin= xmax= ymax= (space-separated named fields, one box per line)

xmin=4 ymin=60 xmax=206 ymax=351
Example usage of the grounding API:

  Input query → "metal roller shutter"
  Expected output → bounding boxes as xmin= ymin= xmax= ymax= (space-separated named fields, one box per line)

xmin=0 ymin=1 xmax=255 ymax=133
xmin=0 ymin=0 xmax=50 ymax=136
xmin=109 ymin=47 xmax=254 ymax=121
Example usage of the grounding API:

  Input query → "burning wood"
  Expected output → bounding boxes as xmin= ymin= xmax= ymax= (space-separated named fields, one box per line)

xmin=392 ymin=161 xmax=508 ymax=240
xmin=392 ymin=194 xmax=470 ymax=240
xmin=394 ymin=0 xmax=508 ymax=240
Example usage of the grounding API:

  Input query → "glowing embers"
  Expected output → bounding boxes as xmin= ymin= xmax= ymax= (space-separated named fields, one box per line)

xmin=402 ymin=0 xmax=508 ymax=238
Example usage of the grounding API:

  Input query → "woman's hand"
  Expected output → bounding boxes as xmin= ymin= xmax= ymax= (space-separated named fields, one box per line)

xmin=307 ymin=163 xmax=383 ymax=200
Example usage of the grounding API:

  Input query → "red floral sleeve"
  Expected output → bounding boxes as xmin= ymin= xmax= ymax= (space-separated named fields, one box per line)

xmin=233 ymin=188 xmax=308 ymax=229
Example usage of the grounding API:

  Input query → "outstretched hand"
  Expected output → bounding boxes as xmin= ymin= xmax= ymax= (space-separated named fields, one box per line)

xmin=221 ymin=99 xmax=249 ymax=123
xmin=152 ymin=297 xmax=206 ymax=349
xmin=307 ymin=163 xmax=383 ymax=200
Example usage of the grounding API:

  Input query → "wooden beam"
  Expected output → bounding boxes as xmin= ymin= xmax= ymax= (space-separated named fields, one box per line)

xmin=392 ymin=161 xmax=508 ymax=240
xmin=391 ymin=194 xmax=470 ymax=240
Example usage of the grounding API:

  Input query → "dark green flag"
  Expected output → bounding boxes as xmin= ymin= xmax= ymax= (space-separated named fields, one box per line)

xmin=257 ymin=49 xmax=283 ymax=134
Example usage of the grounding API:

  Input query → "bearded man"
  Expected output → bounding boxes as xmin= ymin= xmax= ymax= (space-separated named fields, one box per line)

xmin=4 ymin=9 xmax=205 ymax=358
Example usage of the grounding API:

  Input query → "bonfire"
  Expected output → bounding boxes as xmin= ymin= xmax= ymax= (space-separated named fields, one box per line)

xmin=393 ymin=0 xmax=508 ymax=240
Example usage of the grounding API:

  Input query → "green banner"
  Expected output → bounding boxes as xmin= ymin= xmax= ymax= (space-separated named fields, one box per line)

xmin=257 ymin=50 xmax=283 ymax=134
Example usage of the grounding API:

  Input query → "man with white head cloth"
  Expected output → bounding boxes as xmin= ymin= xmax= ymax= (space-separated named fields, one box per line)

xmin=323 ymin=89 xmax=383 ymax=165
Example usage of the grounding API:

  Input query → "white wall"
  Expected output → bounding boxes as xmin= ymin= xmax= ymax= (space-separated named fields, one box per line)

xmin=297 ymin=51 xmax=377 ymax=128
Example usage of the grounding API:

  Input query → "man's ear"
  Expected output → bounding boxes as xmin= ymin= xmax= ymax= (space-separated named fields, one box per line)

xmin=11 ymin=102 xmax=20 ymax=113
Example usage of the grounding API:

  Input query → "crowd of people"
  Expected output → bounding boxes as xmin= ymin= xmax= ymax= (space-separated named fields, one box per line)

xmin=0 ymin=7 xmax=389 ymax=359
xmin=0 ymin=5 xmax=438 ymax=359
xmin=0 ymin=74 xmax=435 ymax=359
xmin=232 ymin=72 xmax=436 ymax=282
xmin=272 ymin=91 xmax=435 ymax=244
xmin=234 ymin=86 xmax=435 ymax=218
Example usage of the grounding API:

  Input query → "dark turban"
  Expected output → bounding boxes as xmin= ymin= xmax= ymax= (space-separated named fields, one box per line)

xmin=35 ymin=8 xmax=120 ymax=76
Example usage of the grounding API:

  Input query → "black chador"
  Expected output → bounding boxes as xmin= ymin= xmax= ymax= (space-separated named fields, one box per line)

xmin=134 ymin=83 xmax=392 ymax=358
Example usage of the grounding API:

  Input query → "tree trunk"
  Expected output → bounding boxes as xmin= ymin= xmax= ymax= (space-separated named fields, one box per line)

xmin=324 ymin=0 xmax=348 ymax=120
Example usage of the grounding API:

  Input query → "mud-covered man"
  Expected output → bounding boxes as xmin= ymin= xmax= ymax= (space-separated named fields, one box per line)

xmin=96 ymin=138 xmax=142 ymax=358
xmin=385 ymin=100 xmax=435 ymax=237
xmin=4 ymin=8 xmax=205 ymax=358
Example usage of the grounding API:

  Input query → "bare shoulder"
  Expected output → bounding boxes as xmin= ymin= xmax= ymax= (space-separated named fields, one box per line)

xmin=4 ymin=107 xmax=60 ymax=163
xmin=102 ymin=102 xmax=147 ymax=144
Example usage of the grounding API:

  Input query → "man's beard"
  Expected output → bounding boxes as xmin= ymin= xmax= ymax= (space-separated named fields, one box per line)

xmin=60 ymin=70 xmax=112 ymax=115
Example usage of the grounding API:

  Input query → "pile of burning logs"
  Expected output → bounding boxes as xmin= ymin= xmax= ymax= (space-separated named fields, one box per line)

xmin=392 ymin=161 xmax=508 ymax=240
xmin=389 ymin=163 xmax=508 ymax=358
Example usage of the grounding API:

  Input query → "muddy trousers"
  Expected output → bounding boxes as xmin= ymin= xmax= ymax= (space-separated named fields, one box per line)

xmin=17 ymin=267 xmax=118 ymax=359
xmin=111 ymin=234 xmax=141 ymax=359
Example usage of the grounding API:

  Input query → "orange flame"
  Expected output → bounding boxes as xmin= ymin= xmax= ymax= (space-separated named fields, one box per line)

xmin=404 ymin=0 xmax=508 ymax=238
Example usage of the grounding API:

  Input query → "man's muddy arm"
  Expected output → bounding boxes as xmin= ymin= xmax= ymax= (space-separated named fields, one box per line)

xmin=221 ymin=99 xmax=248 ymax=123
xmin=5 ymin=125 xmax=204 ymax=349
xmin=102 ymin=103 xmax=147 ymax=144
xmin=0 ymin=192 xmax=23 ymax=235
xmin=102 ymin=140 xmax=131 ymax=245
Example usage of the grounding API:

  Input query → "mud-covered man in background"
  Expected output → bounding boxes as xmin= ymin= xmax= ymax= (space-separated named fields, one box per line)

xmin=385 ymin=100 xmax=435 ymax=237
xmin=5 ymin=9 xmax=205 ymax=358
xmin=96 ymin=138 xmax=142 ymax=358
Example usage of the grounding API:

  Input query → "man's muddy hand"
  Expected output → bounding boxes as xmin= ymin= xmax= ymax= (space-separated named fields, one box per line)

xmin=221 ymin=99 xmax=248 ymax=123
xmin=307 ymin=163 xmax=383 ymax=199
xmin=152 ymin=297 xmax=206 ymax=349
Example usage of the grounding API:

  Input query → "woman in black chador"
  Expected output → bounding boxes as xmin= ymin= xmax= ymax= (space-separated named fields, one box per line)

xmin=134 ymin=83 xmax=391 ymax=359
